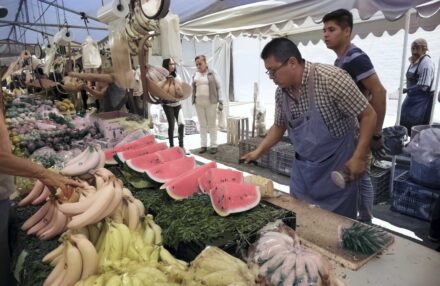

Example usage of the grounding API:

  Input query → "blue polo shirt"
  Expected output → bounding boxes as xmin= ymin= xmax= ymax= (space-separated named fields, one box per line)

xmin=334 ymin=44 xmax=376 ymax=97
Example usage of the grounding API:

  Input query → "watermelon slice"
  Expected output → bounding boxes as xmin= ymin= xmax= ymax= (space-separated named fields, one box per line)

xmin=126 ymin=147 xmax=185 ymax=174
xmin=115 ymin=142 xmax=167 ymax=164
xmin=104 ymin=135 xmax=156 ymax=162
xmin=145 ymin=156 xmax=196 ymax=183
xmin=161 ymin=161 xmax=217 ymax=200
xmin=210 ymin=182 xmax=261 ymax=216
xmin=198 ymin=168 xmax=244 ymax=194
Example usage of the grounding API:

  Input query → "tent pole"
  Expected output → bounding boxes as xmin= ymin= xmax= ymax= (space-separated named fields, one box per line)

xmin=429 ymin=57 xmax=440 ymax=123
xmin=389 ymin=10 xmax=411 ymax=199
xmin=395 ymin=11 xmax=411 ymax=126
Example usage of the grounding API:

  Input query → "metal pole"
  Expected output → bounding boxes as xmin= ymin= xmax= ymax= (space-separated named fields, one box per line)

xmin=0 ymin=20 xmax=108 ymax=30
xmin=37 ymin=0 xmax=103 ymax=23
xmin=429 ymin=57 xmax=440 ymax=123
xmin=390 ymin=11 xmax=411 ymax=198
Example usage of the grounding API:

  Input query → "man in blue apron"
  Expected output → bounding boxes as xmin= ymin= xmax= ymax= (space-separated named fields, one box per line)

xmin=400 ymin=38 xmax=435 ymax=133
xmin=241 ymin=38 xmax=377 ymax=219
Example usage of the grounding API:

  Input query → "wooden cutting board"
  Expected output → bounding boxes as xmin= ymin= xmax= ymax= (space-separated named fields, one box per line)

xmin=265 ymin=193 xmax=394 ymax=270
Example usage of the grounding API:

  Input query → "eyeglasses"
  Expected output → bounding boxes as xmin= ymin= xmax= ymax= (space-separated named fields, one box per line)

xmin=265 ymin=58 xmax=290 ymax=77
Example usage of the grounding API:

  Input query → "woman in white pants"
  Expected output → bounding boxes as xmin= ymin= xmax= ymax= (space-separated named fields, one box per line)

xmin=192 ymin=55 xmax=222 ymax=154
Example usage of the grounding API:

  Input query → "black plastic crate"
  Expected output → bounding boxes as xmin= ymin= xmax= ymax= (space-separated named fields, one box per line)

xmin=238 ymin=137 xmax=271 ymax=168
xmin=371 ymin=166 xmax=391 ymax=204
xmin=270 ymin=143 xmax=295 ymax=176
xmin=391 ymin=171 xmax=440 ymax=221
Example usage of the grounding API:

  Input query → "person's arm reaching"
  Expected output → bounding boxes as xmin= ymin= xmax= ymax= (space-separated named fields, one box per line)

xmin=240 ymin=124 xmax=286 ymax=162
xmin=345 ymin=104 xmax=377 ymax=181
xmin=69 ymin=72 xmax=114 ymax=84
xmin=83 ymin=84 xmax=107 ymax=99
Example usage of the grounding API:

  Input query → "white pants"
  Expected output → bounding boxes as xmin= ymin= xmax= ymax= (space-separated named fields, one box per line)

xmin=195 ymin=97 xmax=218 ymax=148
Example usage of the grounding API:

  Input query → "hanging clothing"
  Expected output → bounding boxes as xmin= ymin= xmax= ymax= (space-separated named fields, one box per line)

xmin=281 ymin=63 xmax=363 ymax=219
xmin=400 ymin=55 xmax=435 ymax=132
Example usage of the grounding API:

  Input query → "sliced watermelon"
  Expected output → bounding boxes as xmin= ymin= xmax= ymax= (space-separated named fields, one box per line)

xmin=126 ymin=152 xmax=161 ymax=174
xmin=198 ymin=168 xmax=244 ymax=194
xmin=210 ymin=182 xmax=261 ymax=216
xmin=161 ymin=161 xmax=217 ymax=200
xmin=145 ymin=157 xmax=196 ymax=183
xmin=104 ymin=135 xmax=156 ymax=161
xmin=115 ymin=142 xmax=167 ymax=164
xmin=126 ymin=147 xmax=185 ymax=174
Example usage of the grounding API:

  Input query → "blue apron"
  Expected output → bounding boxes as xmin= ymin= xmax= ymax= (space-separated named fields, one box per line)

xmin=400 ymin=55 xmax=434 ymax=131
xmin=283 ymin=64 xmax=359 ymax=219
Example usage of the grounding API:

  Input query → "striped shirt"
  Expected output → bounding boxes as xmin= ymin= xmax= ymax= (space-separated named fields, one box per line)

xmin=274 ymin=61 xmax=369 ymax=138
xmin=334 ymin=44 xmax=375 ymax=96
xmin=407 ymin=55 xmax=435 ymax=91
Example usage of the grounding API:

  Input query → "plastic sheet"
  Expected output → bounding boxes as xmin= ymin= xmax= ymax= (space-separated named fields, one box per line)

xmin=82 ymin=36 xmax=102 ymax=69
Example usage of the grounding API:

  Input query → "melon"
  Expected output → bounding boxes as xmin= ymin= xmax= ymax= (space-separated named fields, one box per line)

xmin=210 ymin=182 xmax=261 ymax=216
xmin=198 ymin=168 xmax=244 ymax=194
xmin=161 ymin=161 xmax=217 ymax=200
xmin=104 ymin=135 xmax=156 ymax=162
xmin=145 ymin=156 xmax=196 ymax=183
xmin=115 ymin=142 xmax=167 ymax=164
xmin=126 ymin=147 xmax=185 ymax=174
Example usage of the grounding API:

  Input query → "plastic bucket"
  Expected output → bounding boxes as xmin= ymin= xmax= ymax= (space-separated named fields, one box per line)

xmin=411 ymin=124 xmax=440 ymax=139
xmin=383 ymin=126 xmax=408 ymax=155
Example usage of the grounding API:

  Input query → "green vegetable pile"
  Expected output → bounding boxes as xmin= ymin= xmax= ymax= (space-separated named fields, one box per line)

xmin=11 ymin=204 xmax=59 ymax=286
xmin=134 ymin=188 xmax=292 ymax=259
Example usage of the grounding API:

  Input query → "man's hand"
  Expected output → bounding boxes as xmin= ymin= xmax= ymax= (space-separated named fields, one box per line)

xmin=371 ymin=135 xmax=387 ymax=159
xmin=240 ymin=149 xmax=261 ymax=164
xmin=68 ymin=71 xmax=79 ymax=78
xmin=344 ymin=156 xmax=368 ymax=181
xmin=38 ymin=170 xmax=80 ymax=193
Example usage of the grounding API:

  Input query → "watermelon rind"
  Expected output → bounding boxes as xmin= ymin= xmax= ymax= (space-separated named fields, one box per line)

xmin=125 ymin=152 xmax=161 ymax=174
xmin=104 ymin=134 xmax=155 ymax=161
xmin=125 ymin=146 xmax=185 ymax=174
xmin=162 ymin=161 xmax=217 ymax=200
xmin=145 ymin=156 xmax=196 ymax=183
xmin=210 ymin=182 xmax=261 ymax=216
xmin=114 ymin=142 xmax=167 ymax=164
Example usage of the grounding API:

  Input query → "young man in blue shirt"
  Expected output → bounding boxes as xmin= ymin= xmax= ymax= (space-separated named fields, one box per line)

xmin=323 ymin=9 xmax=387 ymax=223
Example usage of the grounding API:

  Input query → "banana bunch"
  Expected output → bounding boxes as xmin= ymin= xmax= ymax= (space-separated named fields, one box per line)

xmin=42 ymin=233 xmax=98 ymax=286
xmin=61 ymin=145 xmax=105 ymax=177
xmin=55 ymin=99 xmax=75 ymax=113
xmin=145 ymin=64 xmax=169 ymax=83
xmin=252 ymin=231 xmax=334 ymax=286
xmin=59 ymin=177 xmax=123 ymax=230
xmin=18 ymin=179 xmax=51 ymax=207
xmin=183 ymin=246 xmax=256 ymax=286
xmin=21 ymin=198 xmax=69 ymax=240
xmin=110 ymin=187 xmax=145 ymax=230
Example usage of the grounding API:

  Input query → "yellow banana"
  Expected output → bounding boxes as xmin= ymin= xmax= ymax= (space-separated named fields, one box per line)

xmin=121 ymin=273 xmax=133 ymax=286
xmin=142 ymin=223 xmax=155 ymax=246
xmin=87 ymin=224 xmax=100 ymax=246
xmin=70 ymin=234 xmax=99 ymax=280
xmin=127 ymin=200 xmax=140 ymax=230
xmin=81 ymin=274 xmax=99 ymax=286
xmin=129 ymin=275 xmax=145 ymax=286
xmin=133 ymin=198 xmax=145 ymax=218
xmin=105 ymin=274 xmax=122 ymax=286
xmin=43 ymin=252 xmax=66 ymax=286
xmin=132 ymin=266 xmax=167 ymax=282
xmin=113 ymin=222 xmax=131 ymax=254
xmin=159 ymin=246 xmax=179 ymax=266
xmin=42 ymin=243 xmax=64 ymax=264
xmin=107 ymin=223 xmax=123 ymax=261
xmin=60 ymin=240 xmax=83 ymax=286
xmin=149 ymin=245 xmax=160 ymax=264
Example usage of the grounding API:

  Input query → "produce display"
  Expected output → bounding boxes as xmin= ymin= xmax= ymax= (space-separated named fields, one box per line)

xmin=60 ymin=145 xmax=105 ymax=177
xmin=126 ymin=146 xmax=186 ymax=173
xmin=4 ymin=96 xmax=102 ymax=158
xmin=198 ymin=168 xmax=244 ymax=194
xmin=115 ymin=142 xmax=167 ymax=164
xmin=104 ymin=134 xmax=156 ymax=163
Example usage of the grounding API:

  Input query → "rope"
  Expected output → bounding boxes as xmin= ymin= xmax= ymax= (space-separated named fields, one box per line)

xmin=61 ymin=0 xmax=68 ymax=27
xmin=80 ymin=12 xmax=90 ymax=35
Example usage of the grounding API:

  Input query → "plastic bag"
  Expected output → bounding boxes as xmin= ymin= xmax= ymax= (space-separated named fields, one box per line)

xmin=82 ymin=36 xmax=102 ymax=69
xmin=405 ymin=128 xmax=440 ymax=165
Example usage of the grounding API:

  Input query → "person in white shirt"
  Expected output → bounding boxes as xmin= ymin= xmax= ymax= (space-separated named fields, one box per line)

xmin=192 ymin=55 xmax=222 ymax=154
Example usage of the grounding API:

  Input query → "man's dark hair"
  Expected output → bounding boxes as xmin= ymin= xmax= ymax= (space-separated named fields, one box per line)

xmin=322 ymin=9 xmax=353 ymax=31
xmin=260 ymin=37 xmax=303 ymax=63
